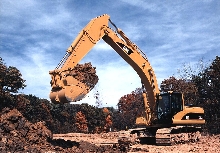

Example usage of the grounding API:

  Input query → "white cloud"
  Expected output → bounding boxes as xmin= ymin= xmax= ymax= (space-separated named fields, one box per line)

xmin=119 ymin=0 xmax=160 ymax=12
xmin=78 ymin=60 xmax=141 ymax=107
xmin=1 ymin=0 xmax=219 ymax=108
xmin=0 ymin=0 xmax=36 ymax=17
xmin=93 ymin=41 xmax=112 ymax=51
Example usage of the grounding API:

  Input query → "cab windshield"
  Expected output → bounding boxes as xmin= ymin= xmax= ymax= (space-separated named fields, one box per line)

xmin=157 ymin=93 xmax=183 ymax=122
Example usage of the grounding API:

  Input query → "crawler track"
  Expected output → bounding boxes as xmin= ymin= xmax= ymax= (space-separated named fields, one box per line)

xmin=156 ymin=127 xmax=202 ymax=145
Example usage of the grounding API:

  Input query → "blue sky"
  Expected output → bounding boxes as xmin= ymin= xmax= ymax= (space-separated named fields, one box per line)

xmin=1 ymin=0 xmax=219 ymax=108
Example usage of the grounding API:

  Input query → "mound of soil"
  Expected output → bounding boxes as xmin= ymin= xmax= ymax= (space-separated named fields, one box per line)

xmin=70 ymin=62 xmax=98 ymax=89
xmin=0 ymin=108 xmax=53 ymax=152
xmin=0 ymin=108 xmax=124 ymax=152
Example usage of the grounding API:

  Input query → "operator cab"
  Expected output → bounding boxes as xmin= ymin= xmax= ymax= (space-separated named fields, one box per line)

xmin=156 ymin=92 xmax=183 ymax=124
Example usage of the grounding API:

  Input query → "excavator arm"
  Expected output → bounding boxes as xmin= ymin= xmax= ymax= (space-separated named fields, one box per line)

xmin=49 ymin=14 xmax=159 ymax=124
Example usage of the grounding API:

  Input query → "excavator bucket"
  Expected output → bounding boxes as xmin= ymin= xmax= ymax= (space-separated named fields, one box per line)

xmin=49 ymin=77 xmax=90 ymax=104
xmin=49 ymin=63 xmax=98 ymax=104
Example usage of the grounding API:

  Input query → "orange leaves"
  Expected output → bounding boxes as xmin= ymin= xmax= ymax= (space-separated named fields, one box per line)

xmin=102 ymin=108 xmax=112 ymax=131
xmin=102 ymin=107 xmax=110 ymax=114
xmin=117 ymin=88 xmax=144 ymax=129
xmin=75 ymin=111 xmax=88 ymax=133
xmin=104 ymin=114 xmax=112 ymax=131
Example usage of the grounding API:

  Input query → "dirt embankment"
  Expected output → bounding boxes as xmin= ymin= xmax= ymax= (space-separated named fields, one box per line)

xmin=0 ymin=108 xmax=219 ymax=152
xmin=0 ymin=108 xmax=122 ymax=152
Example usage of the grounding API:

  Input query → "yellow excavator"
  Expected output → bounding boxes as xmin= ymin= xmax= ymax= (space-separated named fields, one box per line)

xmin=49 ymin=14 xmax=205 ymax=145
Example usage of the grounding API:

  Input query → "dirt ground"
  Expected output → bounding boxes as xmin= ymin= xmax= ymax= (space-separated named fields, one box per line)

xmin=129 ymin=134 xmax=220 ymax=153
xmin=53 ymin=132 xmax=220 ymax=153
xmin=1 ymin=108 xmax=219 ymax=152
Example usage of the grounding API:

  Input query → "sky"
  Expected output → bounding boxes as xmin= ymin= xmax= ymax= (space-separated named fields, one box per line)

xmin=0 ymin=0 xmax=220 ymax=108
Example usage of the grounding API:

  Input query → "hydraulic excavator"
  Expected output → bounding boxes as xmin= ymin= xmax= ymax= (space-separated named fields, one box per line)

xmin=49 ymin=14 xmax=205 ymax=145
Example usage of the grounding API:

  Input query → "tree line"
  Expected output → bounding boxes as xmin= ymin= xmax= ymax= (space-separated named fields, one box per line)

xmin=0 ymin=56 xmax=219 ymax=134
xmin=118 ymin=56 xmax=220 ymax=134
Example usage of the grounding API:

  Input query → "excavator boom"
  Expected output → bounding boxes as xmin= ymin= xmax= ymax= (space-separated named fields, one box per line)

xmin=49 ymin=14 xmax=159 ymax=124
xmin=49 ymin=14 xmax=205 ymax=129
xmin=49 ymin=14 xmax=205 ymax=145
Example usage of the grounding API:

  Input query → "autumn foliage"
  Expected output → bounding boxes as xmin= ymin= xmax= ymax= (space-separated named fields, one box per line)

xmin=0 ymin=56 xmax=219 ymax=134
xmin=75 ymin=111 xmax=88 ymax=133
xmin=116 ymin=88 xmax=144 ymax=129
xmin=159 ymin=56 xmax=220 ymax=133
xmin=102 ymin=108 xmax=113 ymax=131
xmin=160 ymin=76 xmax=199 ymax=105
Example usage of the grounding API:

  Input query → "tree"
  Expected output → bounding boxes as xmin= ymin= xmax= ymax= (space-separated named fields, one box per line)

xmin=102 ymin=108 xmax=113 ymax=132
xmin=75 ymin=111 xmax=88 ymax=133
xmin=160 ymin=76 xmax=199 ymax=105
xmin=194 ymin=56 xmax=220 ymax=104
xmin=177 ymin=58 xmax=208 ymax=81
xmin=0 ymin=57 xmax=26 ymax=110
xmin=0 ymin=57 xmax=26 ymax=94
xmin=104 ymin=114 xmax=112 ymax=131
xmin=117 ymin=88 xmax=144 ymax=129
xmin=193 ymin=56 xmax=220 ymax=134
